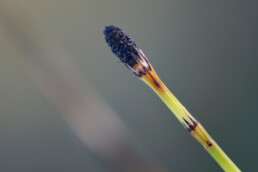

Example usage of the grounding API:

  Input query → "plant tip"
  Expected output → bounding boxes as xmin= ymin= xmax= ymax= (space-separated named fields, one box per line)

xmin=103 ymin=25 xmax=151 ymax=77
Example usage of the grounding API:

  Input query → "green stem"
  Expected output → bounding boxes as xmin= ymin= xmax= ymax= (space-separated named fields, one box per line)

xmin=208 ymin=138 xmax=240 ymax=171
xmin=141 ymin=70 xmax=240 ymax=172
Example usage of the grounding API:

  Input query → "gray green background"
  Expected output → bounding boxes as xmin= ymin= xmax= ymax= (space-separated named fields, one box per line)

xmin=0 ymin=0 xmax=257 ymax=171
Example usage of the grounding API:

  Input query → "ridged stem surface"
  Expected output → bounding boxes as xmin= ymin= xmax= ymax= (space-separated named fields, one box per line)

xmin=141 ymin=69 xmax=240 ymax=172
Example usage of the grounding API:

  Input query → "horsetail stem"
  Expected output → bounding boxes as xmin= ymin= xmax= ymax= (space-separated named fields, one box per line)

xmin=103 ymin=25 xmax=240 ymax=172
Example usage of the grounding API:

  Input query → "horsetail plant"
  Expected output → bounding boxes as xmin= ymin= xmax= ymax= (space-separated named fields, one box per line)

xmin=103 ymin=25 xmax=241 ymax=172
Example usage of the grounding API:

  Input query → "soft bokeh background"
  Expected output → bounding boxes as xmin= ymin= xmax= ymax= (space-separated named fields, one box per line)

xmin=0 ymin=0 xmax=257 ymax=171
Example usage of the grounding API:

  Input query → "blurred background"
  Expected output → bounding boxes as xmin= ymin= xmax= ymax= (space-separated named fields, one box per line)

xmin=0 ymin=0 xmax=257 ymax=171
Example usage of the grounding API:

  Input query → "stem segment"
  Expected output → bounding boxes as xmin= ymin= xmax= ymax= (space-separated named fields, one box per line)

xmin=141 ymin=68 xmax=240 ymax=172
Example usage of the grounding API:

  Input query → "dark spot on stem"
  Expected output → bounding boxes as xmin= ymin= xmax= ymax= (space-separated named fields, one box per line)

xmin=183 ymin=116 xmax=198 ymax=132
xmin=183 ymin=118 xmax=189 ymax=125
xmin=153 ymin=78 xmax=161 ymax=88
xmin=207 ymin=141 xmax=212 ymax=147
xmin=146 ymin=71 xmax=162 ymax=89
